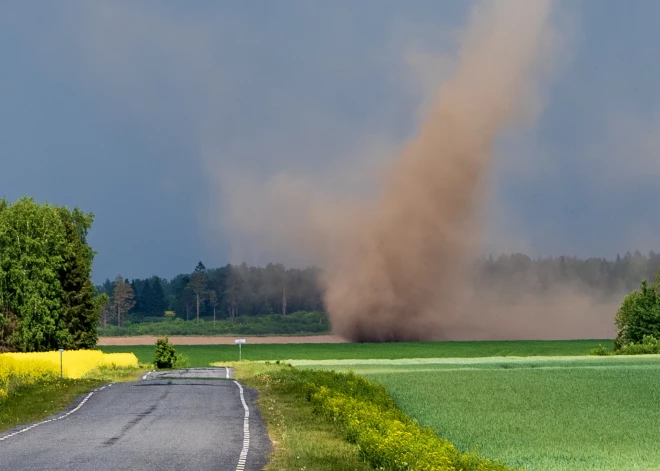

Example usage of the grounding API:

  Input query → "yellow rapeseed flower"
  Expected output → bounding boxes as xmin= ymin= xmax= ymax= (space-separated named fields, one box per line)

xmin=0 ymin=350 xmax=138 ymax=399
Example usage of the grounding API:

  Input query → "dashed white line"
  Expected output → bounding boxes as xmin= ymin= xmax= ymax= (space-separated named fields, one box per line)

xmin=0 ymin=384 xmax=111 ymax=442
xmin=225 ymin=367 xmax=229 ymax=379
xmin=234 ymin=381 xmax=250 ymax=471
xmin=142 ymin=370 xmax=154 ymax=380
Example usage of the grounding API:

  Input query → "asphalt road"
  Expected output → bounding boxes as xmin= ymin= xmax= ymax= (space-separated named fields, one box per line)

xmin=0 ymin=368 xmax=270 ymax=471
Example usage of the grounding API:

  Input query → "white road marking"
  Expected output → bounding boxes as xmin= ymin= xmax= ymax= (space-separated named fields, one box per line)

xmin=225 ymin=367 xmax=229 ymax=379
xmin=234 ymin=381 xmax=250 ymax=471
xmin=0 ymin=384 xmax=112 ymax=442
xmin=142 ymin=370 xmax=153 ymax=380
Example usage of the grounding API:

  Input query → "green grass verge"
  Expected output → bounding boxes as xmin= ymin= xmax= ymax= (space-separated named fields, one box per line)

xmin=99 ymin=339 xmax=609 ymax=366
xmin=297 ymin=356 xmax=660 ymax=471
xmin=235 ymin=362 xmax=514 ymax=471
xmin=0 ymin=379 xmax=103 ymax=433
xmin=233 ymin=362 xmax=374 ymax=471
xmin=0 ymin=367 xmax=147 ymax=434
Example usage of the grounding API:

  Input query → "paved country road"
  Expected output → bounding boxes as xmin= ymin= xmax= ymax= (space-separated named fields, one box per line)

xmin=0 ymin=368 xmax=271 ymax=471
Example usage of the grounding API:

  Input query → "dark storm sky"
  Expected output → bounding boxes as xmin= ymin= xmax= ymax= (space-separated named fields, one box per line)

xmin=1 ymin=1 xmax=659 ymax=283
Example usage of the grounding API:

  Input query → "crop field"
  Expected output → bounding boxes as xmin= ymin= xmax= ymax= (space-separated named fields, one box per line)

xmin=98 ymin=339 xmax=660 ymax=470
xmin=292 ymin=355 xmax=660 ymax=471
xmin=99 ymin=339 xmax=606 ymax=366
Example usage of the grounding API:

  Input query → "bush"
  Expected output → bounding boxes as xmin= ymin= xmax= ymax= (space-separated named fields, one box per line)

xmin=614 ymin=276 xmax=660 ymax=351
xmin=615 ymin=335 xmax=660 ymax=355
xmin=266 ymin=368 xmax=514 ymax=471
xmin=154 ymin=336 xmax=177 ymax=369
xmin=589 ymin=344 xmax=610 ymax=356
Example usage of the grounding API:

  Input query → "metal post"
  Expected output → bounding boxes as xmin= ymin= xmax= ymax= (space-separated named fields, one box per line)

xmin=59 ymin=349 xmax=64 ymax=378
xmin=235 ymin=339 xmax=246 ymax=362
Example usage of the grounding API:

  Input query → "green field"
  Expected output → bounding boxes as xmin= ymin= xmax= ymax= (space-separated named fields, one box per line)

xmin=100 ymin=339 xmax=660 ymax=470
xmin=293 ymin=355 xmax=660 ymax=471
xmin=99 ymin=339 xmax=607 ymax=366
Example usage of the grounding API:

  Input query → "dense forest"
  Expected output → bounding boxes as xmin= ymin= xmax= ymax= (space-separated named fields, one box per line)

xmin=97 ymin=251 xmax=660 ymax=325
xmin=96 ymin=262 xmax=324 ymax=326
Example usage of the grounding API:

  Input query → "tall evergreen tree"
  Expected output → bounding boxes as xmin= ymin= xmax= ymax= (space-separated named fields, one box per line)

xmin=150 ymin=276 xmax=166 ymax=315
xmin=56 ymin=207 xmax=102 ymax=349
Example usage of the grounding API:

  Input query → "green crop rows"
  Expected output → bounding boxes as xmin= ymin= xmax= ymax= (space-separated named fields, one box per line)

xmin=293 ymin=355 xmax=660 ymax=471
xmin=101 ymin=339 xmax=660 ymax=470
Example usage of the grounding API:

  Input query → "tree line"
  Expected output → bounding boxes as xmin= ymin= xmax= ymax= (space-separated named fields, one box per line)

xmin=97 ymin=250 xmax=660 ymax=325
xmin=0 ymin=197 xmax=101 ymax=352
xmin=96 ymin=262 xmax=324 ymax=326
xmin=474 ymin=251 xmax=660 ymax=300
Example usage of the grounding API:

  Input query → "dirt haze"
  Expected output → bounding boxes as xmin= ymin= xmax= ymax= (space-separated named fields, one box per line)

xmin=323 ymin=0 xmax=560 ymax=341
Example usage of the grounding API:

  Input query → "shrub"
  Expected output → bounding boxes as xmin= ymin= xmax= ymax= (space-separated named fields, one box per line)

xmin=589 ymin=344 xmax=610 ymax=356
xmin=615 ymin=335 xmax=660 ymax=355
xmin=154 ymin=336 xmax=177 ymax=369
xmin=614 ymin=276 xmax=660 ymax=350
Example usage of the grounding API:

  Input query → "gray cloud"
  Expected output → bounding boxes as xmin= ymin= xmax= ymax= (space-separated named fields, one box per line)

xmin=2 ymin=0 xmax=659 ymax=282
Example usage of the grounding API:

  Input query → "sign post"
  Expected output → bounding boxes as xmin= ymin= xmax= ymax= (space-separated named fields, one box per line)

xmin=58 ymin=349 xmax=64 ymax=378
xmin=234 ymin=339 xmax=246 ymax=361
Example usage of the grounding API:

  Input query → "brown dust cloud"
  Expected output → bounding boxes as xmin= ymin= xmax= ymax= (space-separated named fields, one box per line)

xmin=322 ymin=0 xmax=617 ymax=342
xmin=222 ymin=0 xmax=620 ymax=342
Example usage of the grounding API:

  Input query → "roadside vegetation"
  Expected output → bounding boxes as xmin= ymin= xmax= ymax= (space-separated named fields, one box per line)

xmin=0 ymin=350 xmax=143 ymax=433
xmin=235 ymin=362 xmax=512 ymax=471
xmin=153 ymin=336 xmax=188 ymax=369
xmin=239 ymin=355 xmax=660 ymax=471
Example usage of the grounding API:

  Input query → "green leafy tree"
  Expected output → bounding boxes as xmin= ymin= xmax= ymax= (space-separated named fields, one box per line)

xmin=0 ymin=198 xmax=67 ymax=351
xmin=154 ymin=336 xmax=176 ymax=368
xmin=614 ymin=275 xmax=660 ymax=350
xmin=0 ymin=197 xmax=100 ymax=352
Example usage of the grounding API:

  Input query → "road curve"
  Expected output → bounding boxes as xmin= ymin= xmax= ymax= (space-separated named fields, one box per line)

xmin=0 ymin=368 xmax=270 ymax=471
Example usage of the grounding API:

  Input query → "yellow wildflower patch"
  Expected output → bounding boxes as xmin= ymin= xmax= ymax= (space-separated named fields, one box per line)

xmin=0 ymin=350 xmax=138 ymax=400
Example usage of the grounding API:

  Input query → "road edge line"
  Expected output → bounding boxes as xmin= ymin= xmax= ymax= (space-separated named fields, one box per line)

xmin=0 ymin=384 xmax=109 ymax=442
xmin=234 ymin=380 xmax=250 ymax=471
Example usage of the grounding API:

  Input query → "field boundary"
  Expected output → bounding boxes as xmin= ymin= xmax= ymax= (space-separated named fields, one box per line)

xmin=98 ymin=335 xmax=346 ymax=346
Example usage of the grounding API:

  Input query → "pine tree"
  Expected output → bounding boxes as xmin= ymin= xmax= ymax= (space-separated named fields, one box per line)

xmin=112 ymin=275 xmax=135 ymax=327
xmin=188 ymin=270 xmax=208 ymax=324
xmin=150 ymin=276 xmax=166 ymax=315
xmin=56 ymin=207 xmax=101 ymax=349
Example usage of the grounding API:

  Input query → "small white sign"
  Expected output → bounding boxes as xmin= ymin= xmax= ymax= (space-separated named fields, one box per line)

xmin=234 ymin=339 xmax=246 ymax=344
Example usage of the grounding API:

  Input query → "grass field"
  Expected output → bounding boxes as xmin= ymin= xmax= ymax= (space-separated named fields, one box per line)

xmin=99 ymin=339 xmax=608 ymax=366
xmin=292 ymin=355 xmax=660 ymax=471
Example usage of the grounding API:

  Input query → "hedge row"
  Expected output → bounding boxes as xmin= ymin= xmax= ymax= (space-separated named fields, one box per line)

xmin=274 ymin=368 xmax=516 ymax=471
xmin=99 ymin=311 xmax=330 ymax=337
